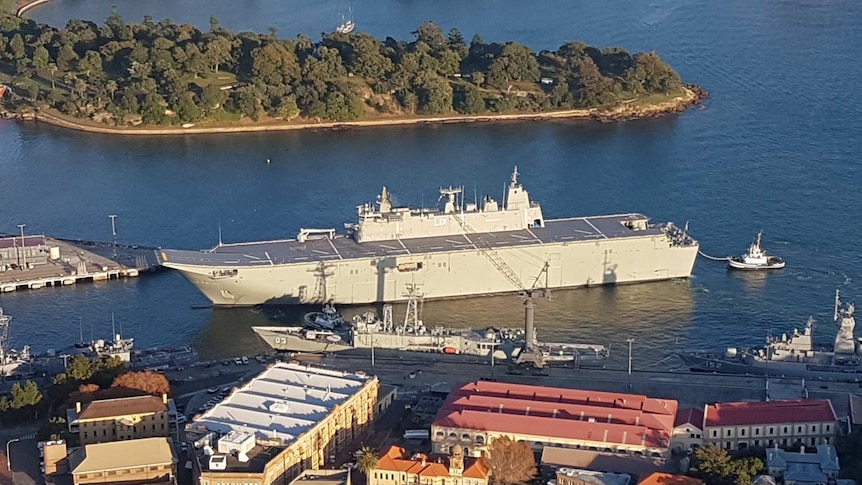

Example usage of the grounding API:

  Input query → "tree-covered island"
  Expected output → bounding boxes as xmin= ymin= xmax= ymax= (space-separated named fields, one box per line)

xmin=0 ymin=10 xmax=706 ymax=132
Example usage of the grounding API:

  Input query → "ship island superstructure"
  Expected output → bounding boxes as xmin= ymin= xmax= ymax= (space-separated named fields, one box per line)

xmin=158 ymin=168 xmax=699 ymax=306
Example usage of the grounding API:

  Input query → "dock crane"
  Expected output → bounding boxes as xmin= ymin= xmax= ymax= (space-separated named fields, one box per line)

xmin=444 ymin=186 xmax=551 ymax=367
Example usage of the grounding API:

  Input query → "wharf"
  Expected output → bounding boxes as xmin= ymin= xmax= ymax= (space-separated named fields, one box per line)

xmin=0 ymin=236 xmax=160 ymax=293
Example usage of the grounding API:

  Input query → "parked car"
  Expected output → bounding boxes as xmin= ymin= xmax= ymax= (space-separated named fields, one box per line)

xmin=241 ymin=356 xmax=249 ymax=365
xmin=207 ymin=386 xmax=219 ymax=394
xmin=234 ymin=358 xmax=242 ymax=365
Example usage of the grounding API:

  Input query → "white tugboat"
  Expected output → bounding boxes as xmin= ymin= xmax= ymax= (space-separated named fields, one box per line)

xmin=728 ymin=232 xmax=785 ymax=270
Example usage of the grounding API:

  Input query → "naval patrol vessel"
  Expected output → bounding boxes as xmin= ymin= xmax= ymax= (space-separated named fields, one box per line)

xmin=158 ymin=168 xmax=699 ymax=306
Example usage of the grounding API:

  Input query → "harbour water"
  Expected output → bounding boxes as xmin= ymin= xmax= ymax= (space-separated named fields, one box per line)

xmin=1 ymin=0 xmax=860 ymax=367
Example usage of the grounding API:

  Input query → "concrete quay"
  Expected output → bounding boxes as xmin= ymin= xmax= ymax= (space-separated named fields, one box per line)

xmin=0 ymin=236 xmax=160 ymax=293
xmin=310 ymin=352 xmax=862 ymax=417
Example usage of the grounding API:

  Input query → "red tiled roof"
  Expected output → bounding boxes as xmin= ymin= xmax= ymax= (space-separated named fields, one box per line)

xmin=674 ymin=408 xmax=705 ymax=429
xmin=638 ymin=472 xmax=704 ymax=485
xmin=435 ymin=408 xmax=669 ymax=448
xmin=76 ymin=395 xmax=166 ymax=421
xmin=704 ymin=400 xmax=836 ymax=427
xmin=463 ymin=458 xmax=489 ymax=479
xmin=443 ymin=381 xmax=676 ymax=416
xmin=444 ymin=393 xmax=675 ymax=433
xmin=376 ymin=446 xmax=489 ymax=480
xmin=432 ymin=382 xmax=677 ymax=450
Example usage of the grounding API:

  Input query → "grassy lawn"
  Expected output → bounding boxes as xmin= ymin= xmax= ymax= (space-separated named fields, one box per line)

xmin=1 ymin=0 xmax=17 ymax=14
xmin=625 ymin=90 xmax=683 ymax=107
xmin=207 ymin=109 xmax=242 ymax=122
xmin=190 ymin=71 xmax=238 ymax=88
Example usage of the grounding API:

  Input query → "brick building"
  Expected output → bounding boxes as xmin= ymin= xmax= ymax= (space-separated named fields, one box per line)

xmin=370 ymin=444 xmax=489 ymax=485
xmin=186 ymin=362 xmax=380 ymax=485
xmin=702 ymin=400 xmax=837 ymax=451
xmin=69 ymin=437 xmax=176 ymax=485
xmin=431 ymin=381 xmax=678 ymax=459
xmin=67 ymin=394 xmax=174 ymax=445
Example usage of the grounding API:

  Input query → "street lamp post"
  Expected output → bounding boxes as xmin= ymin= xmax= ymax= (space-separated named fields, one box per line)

xmin=17 ymin=224 xmax=26 ymax=268
xmin=109 ymin=214 xmax=118 ymax=259
xmin=5 ymin=437 xmax=19 ymax=472
xmin=626 ymin=338 xmax=634 ymax=390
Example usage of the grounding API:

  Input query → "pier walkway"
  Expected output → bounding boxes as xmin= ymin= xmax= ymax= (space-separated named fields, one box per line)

xmin=0 ymin=236 xmax=160 ymax=293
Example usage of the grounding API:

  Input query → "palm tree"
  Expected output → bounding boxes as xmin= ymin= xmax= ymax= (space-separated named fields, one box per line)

xmin=356 ymin=446 xmax=379 ymax=477
xmin=47 ymin=63 xmax=57 ymax=89
xmin=106 ymin=80 xmax=118 ymax=101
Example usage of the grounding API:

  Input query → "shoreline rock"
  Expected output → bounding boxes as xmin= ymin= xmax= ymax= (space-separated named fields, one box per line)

xmin=24 ymin=85 xmax=708 ymax=136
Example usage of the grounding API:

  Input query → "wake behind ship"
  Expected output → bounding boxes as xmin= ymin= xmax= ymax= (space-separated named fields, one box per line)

xmin=158 ymin=168 xmax=699 ymax=306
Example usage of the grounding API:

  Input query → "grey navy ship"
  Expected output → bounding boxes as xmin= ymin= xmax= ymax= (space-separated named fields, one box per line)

xmin=251 ymin=289 xmax=609 ymax=366
xmin=678 ymin=290 xmax=862 ymax=381
xmin=158 ymin=168 xmax=699 ymax=306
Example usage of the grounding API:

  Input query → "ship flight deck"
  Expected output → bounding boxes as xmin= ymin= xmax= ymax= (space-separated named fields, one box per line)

xmin=158 ymin=214 xmax=666 ymax=267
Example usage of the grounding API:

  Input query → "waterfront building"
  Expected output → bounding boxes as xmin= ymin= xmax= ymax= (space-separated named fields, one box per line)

xmin=670 ymin=408 xmax=705 ymax=454
xmin=431 ymin=381 xmax=677 ymax=459
xmin=69 ymin=436 xmax=176 ymax=485
xmin=550 ymin=467 xmax=632 ymax=485
xmin=66 ymin=394 xmax=175 ymax=445
xmin=370 ymin=444 xmax=490 ymax=485
xmin=0 ymin=234 xmax=49 ymax=268
xmin=186 ymin=362 xmax=379 ymax=485
xmin=702 ymin=400 xmax=837 ymax=451
xmin=765 ymin=444 xmax=840 ymax=485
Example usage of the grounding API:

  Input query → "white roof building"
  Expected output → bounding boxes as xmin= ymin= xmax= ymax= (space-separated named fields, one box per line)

xmin=192 ymin=362 xmax=369 ymax=446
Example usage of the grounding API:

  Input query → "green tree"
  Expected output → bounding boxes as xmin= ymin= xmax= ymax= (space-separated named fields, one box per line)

xmin=200 ymin=83 xmax=227 ymax=110
xmin=356 ymin=446 xmax=379 ymax=476
xmin=414 ymin=74 xmax=453 ymax=115
xmin=8 ymin=33 xmax=25 ymax=60
xmin=79 ymin=50 xmax=104 ymax=78
xmin=205 ymin=36 xmax=232 ymax=73
xmin=689 ymin=445 xmax=763 ymax=485
xmin=10 ymin=381 xmax=42 ymax=409
xmin=277 ymin=95 xmax=300 ymax=120
xmin=457 ymin=83 xmax=485 ymax=114
xmin=57 ymin=44 xmax=79 ymax=71
xmin=32 ymin=45 xmax=50 ymax=72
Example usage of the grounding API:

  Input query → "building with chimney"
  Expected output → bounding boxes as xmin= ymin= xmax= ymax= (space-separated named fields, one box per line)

xmin=67 ymin=394 xmax=175 ymax=445
xmin=702 ymin=400 xmax=837 ymax=451
xmin=431 ymin=381 xmax=678 ymax=459
xmin=370 ymin=444 xmax=490 ymax=485
xmin=186 ymin=362 xmax=379 ymax=485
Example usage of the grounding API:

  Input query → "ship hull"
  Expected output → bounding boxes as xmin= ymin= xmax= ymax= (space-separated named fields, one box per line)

xmin=678 ymin=353 xmax=862 ymax=381
xmin=252 ymin=327 xmax=351 ymax=353
xmin=163 ymin=233 xmax=698 ymax=306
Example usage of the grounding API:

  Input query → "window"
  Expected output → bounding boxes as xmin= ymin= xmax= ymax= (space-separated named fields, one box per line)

xmin=696 ymin=434 xmax=701 ymax=438
xmin=712 ymin=430 xmax=718 ymax=438
xmin=726 ymin=429 xmax=732 ymax=437
xmin=769 ymin=427 xmax=775 ymax=434
xmin=811 ymin=425 xmax=817 ymax=432
xmin=783 ymin=427 xmax=789 ymax=434
xmin=755 ymin=428 xmax=760 ymax=436
xmin=690 ymin=433 xmax=696 ymax=438
xmin=797 ymin=426 xmax=803 ymax=433
xmin=740 ymin=429 xmax=746 ymax=436
xmin=826 ymin=425 xmax=831 ymax=432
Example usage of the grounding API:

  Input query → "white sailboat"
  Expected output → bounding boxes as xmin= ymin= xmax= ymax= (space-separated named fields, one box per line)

xmin=335 ymin=3 xmax=355 ymax=34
